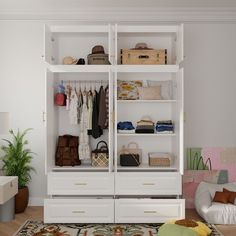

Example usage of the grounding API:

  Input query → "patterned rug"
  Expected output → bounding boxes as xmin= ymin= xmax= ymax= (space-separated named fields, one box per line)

xmin=15 ymin=220 xmax=222 ymax=236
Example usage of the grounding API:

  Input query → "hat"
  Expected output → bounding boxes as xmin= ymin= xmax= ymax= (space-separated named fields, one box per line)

xmin=92 ymin=45 xmax=105 ymax=54
xmin=63 ymin=56 xmax=78 ymax=65
xmin=132 ymin=43 xmax=152 ymax=50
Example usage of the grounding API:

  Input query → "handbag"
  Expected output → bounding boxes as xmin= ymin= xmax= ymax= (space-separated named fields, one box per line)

xmin=91 ymin=141 xmax=109 ymax=167
xmin=120 ymin=142 xmax=142 ymax=166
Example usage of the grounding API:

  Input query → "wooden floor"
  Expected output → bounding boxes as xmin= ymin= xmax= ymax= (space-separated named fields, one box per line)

xmin=0 ymin=207 xmax=236 ymax=236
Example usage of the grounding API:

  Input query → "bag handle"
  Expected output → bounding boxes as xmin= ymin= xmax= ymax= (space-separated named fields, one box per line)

xmin=96 ymin=141 xmax=108 ymax=150
xmin=127 ymin=142 xmax=139 ymax=149
xmin=130 ymin=154 xmax=140 ymax=165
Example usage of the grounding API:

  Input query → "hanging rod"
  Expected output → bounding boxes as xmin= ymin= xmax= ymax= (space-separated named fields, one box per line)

xmin=62 ymin=80 xmax=108 ymax=83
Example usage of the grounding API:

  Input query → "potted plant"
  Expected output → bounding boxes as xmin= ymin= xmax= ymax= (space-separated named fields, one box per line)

xmin=1 ymin=129 xmax=35 ymax=213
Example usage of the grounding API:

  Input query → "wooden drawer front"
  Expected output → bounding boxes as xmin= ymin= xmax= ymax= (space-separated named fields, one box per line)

xmin=115 ymin=199 xmax=185 ymax=223
xmin=44 ymin=199 xmax=114 ymax=223
xmin=48 ymin=173 xmax=114 ymax=195
xmin=115 ymin=173 xmax=181 ymax=195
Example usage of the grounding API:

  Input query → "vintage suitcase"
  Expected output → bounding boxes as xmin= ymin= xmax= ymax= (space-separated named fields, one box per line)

xmin=55 ymin=135 xmax=81 ymax=166
xmin=121 ymin=49 xmax=167 ymax=65
xmin=87 ymin=54 xmax=110 ymax=65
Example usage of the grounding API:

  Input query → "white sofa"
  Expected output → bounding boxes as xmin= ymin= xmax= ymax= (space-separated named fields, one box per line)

xmin=195 ymin=181 xmax=236 ymax=224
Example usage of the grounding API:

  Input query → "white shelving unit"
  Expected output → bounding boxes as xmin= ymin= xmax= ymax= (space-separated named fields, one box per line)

xmin=44 ymin=23 xmax=185 ymax=223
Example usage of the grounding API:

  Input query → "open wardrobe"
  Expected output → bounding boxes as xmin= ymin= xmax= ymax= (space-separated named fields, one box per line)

xmin=44 ymin=23 xmax=184 ymax=223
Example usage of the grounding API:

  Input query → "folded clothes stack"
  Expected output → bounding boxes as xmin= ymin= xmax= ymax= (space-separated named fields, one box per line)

xmin=117 ymin=121 xmax=135 ymax=133
xmin=135 ymin=119 xmax=155 ymax=133
xmin=156 ymin=120 xmax=174 ymax=133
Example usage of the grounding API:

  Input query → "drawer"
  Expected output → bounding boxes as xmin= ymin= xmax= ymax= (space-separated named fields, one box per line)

xmin=44 ymin=198 xmax=114 ymax=223
xmin=0 ymin=176 xmax=18 ymax=204
xmin=115 ymin=199 xmax=185 ymax=223
xmin=48 ymin=172 xmax=114 ymax=195
xmin=115 ymin=173 xmax=181 ymax=195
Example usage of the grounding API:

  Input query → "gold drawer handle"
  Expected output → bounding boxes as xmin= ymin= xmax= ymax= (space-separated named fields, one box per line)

xmin=74 ymin=183 xmax=87 ymax=186
xmin=142 ymin=183 xmax=155 ymax=186
xmin=144 ymin=211 xmax=157 ymax=214
xmin=72 ymin=210 xmax=85 ymax=214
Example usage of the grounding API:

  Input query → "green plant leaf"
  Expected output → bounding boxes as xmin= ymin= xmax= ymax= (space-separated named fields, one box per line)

xmin=0 ymin=128 xmax=35 ymax=188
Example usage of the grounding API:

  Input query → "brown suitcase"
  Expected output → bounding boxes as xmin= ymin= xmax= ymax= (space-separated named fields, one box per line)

xmin=120 ymin=49 xmax=167 ymax=65
xmin=55 ymin=135 xmax=81 ymax=166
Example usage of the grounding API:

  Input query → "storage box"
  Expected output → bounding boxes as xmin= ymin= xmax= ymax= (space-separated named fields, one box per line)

xmin=87 ymin=54 xmax=110 ymax=65
xmin=121 ymin=49 xmax=167 ymax=65
xmin=148 ymin=152 xmax=173 ymax=167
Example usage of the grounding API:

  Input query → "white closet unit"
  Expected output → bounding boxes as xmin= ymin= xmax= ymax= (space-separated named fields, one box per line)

xmin=44 ymin=23 xmax=185 ymax=223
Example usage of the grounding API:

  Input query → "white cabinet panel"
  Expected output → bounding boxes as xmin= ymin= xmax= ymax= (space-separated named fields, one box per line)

xmin=44 ymin=198 xmax=114 ymax=223
xmin=115 ymin=199 xmax=185 ymax=223
xmin=115 ymin=173 xmax=181 ymax=195
xmin=48 ymin=172 xmax=114 ymax=195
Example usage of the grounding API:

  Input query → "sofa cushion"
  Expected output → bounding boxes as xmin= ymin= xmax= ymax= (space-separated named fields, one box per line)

xmin=212 ymin=191 xmax=231 ymax=204
xmin=223 ymin=188 xmax=236 ymax=204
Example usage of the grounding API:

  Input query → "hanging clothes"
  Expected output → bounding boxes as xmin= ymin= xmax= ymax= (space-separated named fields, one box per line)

xmin=98 ymin=85 xmax=107 ymax=129
xmin=91 ymin=89 xmax=103 ymax=139
xmin=79 ymin=92 xmax=91 ymax=160
xmin=104 ymin=85 xmax=109 ymax=129
xmin=69 ymin=88 xmax=78 ymax=125
xmin=87 ymin=90 xmax=93 ymax=133
xmin=77 ymin=89 xmax=83 ymax=124
xmin=65 ymin=84 xmax=71 ymax=111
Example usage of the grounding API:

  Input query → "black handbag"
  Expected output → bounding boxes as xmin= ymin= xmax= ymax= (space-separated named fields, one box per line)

xmin=119 ymin=142 xmax=141 ymax=166
xmin=120 ymin=154 xmax=140 ymax=166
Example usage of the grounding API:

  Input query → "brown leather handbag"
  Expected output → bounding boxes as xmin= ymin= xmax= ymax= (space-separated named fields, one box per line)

xmin=55 ymin=135 xmax=81 ymax=166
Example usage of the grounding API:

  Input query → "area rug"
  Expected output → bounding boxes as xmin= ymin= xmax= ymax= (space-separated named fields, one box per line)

xmin=15 ymin=220 xmax=222 ymax=236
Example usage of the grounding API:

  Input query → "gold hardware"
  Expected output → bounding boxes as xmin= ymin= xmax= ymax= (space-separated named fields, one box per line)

xmin=72 ymin=210 xmax=85 ymax=214
xmin=74 ymin=183 xmax=87 ymax=186
xmin=142 ymin=183 xmax=155 ymax=186
xmin=144 ymin=210 xmax=157 ymax=214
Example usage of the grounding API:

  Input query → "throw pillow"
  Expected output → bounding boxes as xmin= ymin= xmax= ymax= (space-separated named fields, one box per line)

xmin=212 ymin=191 xmax=231 ymax=204
xmin=147 ymin=80 xmax=172 ymax=99
xmin=223 ymin=188 xmax=236 ymax=204
xmin=117 ymin=80 xmax=142 ymax=100
xmin=137 ymin=86 xmax=162 ymax=100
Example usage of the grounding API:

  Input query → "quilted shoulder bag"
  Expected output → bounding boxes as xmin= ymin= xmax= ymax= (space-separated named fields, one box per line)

xmin=120 ymin=142 xmax=142 ymax=166
xmin=91 ymin=141 xmax=109 ymax=167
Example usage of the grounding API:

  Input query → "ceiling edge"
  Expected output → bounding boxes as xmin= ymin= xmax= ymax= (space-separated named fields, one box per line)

xmin=0 ymin=7 xmax=236 ymax=22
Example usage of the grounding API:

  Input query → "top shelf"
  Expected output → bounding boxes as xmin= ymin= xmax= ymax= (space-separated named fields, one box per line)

xmin=47 ymin=64 xmax=179 ymax=73
xmin=116 ymin=65 xmax=179 ymax=73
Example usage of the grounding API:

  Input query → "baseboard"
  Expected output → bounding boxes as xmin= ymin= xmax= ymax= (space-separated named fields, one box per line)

xmin=29 ymin=197 xmax=44 ymax=206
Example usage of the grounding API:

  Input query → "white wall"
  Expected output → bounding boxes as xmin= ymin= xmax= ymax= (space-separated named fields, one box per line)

xmin=0 ymin=21 xmax=236 ymax=205
xmin=0 ymin=21 xmax=47 ymax=205
xmin=184 ymin=23 xmax=236 ymax=147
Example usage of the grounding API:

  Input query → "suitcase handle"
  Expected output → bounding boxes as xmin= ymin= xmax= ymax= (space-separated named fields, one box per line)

xmin=139 ymin=55 xmax=149 ymax=59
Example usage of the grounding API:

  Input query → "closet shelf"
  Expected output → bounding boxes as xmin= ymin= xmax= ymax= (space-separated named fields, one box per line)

xmin=116 ymin=65 xmax=179 ymax=73
xmin=117 ymin=133 xmax=175 ymax=137
xmin=48 ymin=65 xmax=110 ymax=73
xmin=117 ymin=163 xmax=178 ymax=171
xmin=117 ymin=100 xmax=177 ymax=103
xmin=51 ymin=165 xmax=109 ymax=171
